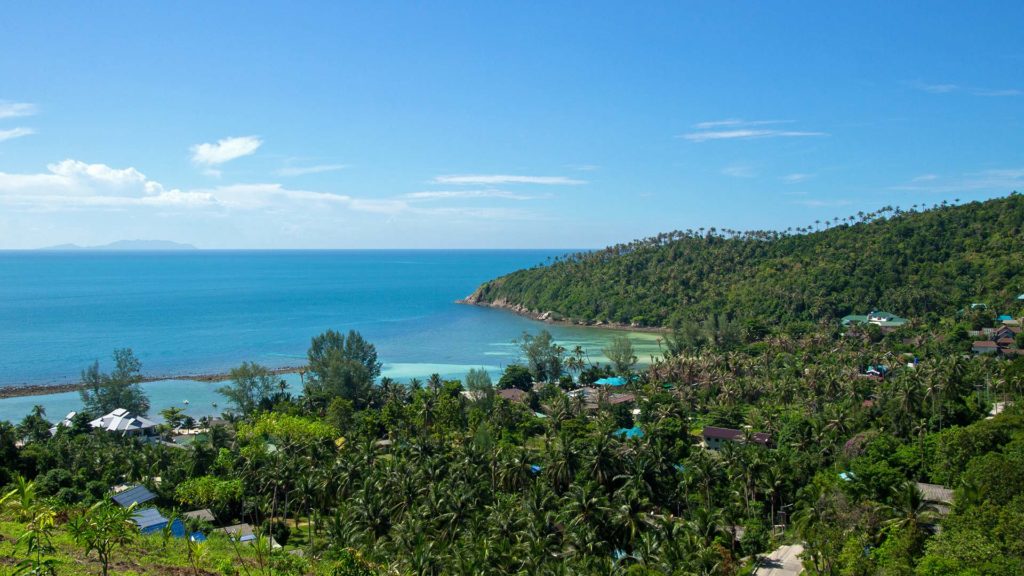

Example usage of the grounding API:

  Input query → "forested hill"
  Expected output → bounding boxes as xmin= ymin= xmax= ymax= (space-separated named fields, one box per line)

xmin=465 ymin=194 xmax=1024 ymax=328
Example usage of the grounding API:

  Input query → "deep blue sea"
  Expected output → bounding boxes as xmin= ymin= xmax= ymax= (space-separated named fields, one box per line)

xmin=0 ymin=250 xmax=663 ymax=422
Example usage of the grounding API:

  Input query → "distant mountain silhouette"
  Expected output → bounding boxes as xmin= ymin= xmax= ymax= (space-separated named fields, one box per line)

xmin=40 ymin=240 xmax=198 ymax=251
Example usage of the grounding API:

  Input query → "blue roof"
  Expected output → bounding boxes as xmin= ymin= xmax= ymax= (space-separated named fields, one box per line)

xmin=594 ymin=377 xmax=627 ymax=386
xmin=190 ymin=532 xmax=207 ymax=542
xmin=614 ymin=426 xmax=644 ymax=439
xmin=113 ymin=485 xmax=156 ymax=508
xmin=132 ymin=508 xmax=168 ymax=533
xmin=529 ymin=464 xmax=542 ymax=474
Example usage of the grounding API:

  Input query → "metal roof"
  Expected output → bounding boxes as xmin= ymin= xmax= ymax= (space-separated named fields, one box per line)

xmin=90 ymin=408 xmax=158 ymax=433
xmin=112 ymin=484 xmax=157 ymax=508
xmin=132 ymin=508 xmax=168 ymax=532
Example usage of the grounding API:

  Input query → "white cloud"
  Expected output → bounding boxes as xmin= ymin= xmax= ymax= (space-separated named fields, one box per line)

xmin=565 ymin=163 xmax=600 ymax=171
xmin=911 ymin=82 xmax=1021 ymax=97
xmin=694 ymin=119 xmax=789 ymax=129
xmin=0 ymin=102 xmax=37 ymax=119
xmin=681 ymin=128 xmax=826 ymax=143
xmin=782 ymin=173 xmax=813 ymax=183
xmin=404 ymin=189 xmax=536 ymax=201
xmin=275 ymin=164 xmax=348 ymax=177
xmin=433 ymin=174 xmax=586 ymax=185
xmin=721 ymin=165 xmax=756 ymax=178
xmin=916 ymin=82 xmax=959 ymax=94
xmin=0 ymin=127 xmax=35 ymax=142
xmin=911 ymin=174 xmax=938 ymax=182
xmin=190 ymin=136 xmax=262 ymax=165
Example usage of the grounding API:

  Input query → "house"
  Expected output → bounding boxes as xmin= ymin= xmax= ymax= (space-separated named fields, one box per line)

xmin=183 ymin=509 xmax=216 ymax=523
xmin=132 ymin=508 xmax=181 ymax=535
xmin=701 ymin=426 xmax=771 ymax=450
xmin=497 ymin=388 xmax=528 ymax=402
xmin=112 ymin=484 xmax=157 ymax=508
xmin=217 ymin=523 xmax=281 ymax=548
xmin=89 ymin=408 xmax=158 ymax=435
xmin=915 ymin=482 xmax=954 ymax=515
xmin=48 ymin=411 xmax=78 ymax=436
xmin=993 ymin=326 xmax=1017 ymax=341
xmin=841 ymin=310 xmax=907 ymax=332
xmin=972 ymin=341 xmax=1000 ymax=354
xmin=606 ymin=393 xmax=636 ymax=406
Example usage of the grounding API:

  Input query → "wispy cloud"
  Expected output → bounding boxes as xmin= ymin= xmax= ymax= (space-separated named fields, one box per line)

xmin=190 ymin=136 xmax=262 ymax=166
xmin=433 ymin=174 xmax=586 ymax=185
xmin=791 ymin=199 xmax=852 ymax=207
xmin=694 ymin=119 xmax=789 ymax=129
xmin=0 ymin=102 xmax=37 ymax=119
xmin=565 ymin=163 xmax=600 ymax=171
xmin=781 ymin=173 xmax=813 ymax=183
xmin=972 ymin=88 xmax=1022 ymax=97
xmin=404 ymin=189 xmax=537 ymax=201
xmin=0 ymin=127 xmax=35 ymax=142
xmin=275 ymin=164 xmax=349 ymax=177
xmin=891 ymin=168 xmax=1024 ymax=193
xmin=912 ymin=81 xmax=1021 ymax=97
xmin=915 ymin=82 xmax=959 ymax=94
xmin=721 ymin=165 xmax=756 ymax=178
xmin=680 ymin=119 xmax=826 ymax=142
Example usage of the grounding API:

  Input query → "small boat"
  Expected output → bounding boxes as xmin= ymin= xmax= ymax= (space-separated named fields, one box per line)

xmin=183 ymin=400 xmax=190 ymax=405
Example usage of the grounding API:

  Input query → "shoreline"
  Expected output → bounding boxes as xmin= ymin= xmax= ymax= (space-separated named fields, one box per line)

xmin=456 ymin=297 xmax=669 ymax=334
xmin=0 ymin=366 xmax=305 ymax=400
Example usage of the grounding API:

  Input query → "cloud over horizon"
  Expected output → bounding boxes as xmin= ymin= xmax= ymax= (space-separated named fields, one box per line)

xmin=432 ymin=174 xmax=586 ymax=185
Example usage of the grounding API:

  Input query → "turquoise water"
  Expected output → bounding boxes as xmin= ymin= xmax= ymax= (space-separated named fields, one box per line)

xmin=0 ymin=250 xmax=664 ymax=422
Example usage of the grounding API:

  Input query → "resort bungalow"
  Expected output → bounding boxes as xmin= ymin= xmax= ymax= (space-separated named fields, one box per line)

xmin=701 ymin=426 xmax=771 ymax=450
xmin=841 ymin=311 xmax=907 ymax=332
xmin=89 ymin=408 xmax=158 ymax=436
xmin=972 ymin=341 xmax=1000 ymax=354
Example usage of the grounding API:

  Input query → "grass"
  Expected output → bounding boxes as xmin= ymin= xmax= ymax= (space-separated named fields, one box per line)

xmin=0 ymin=518 xmax=290 ymax=576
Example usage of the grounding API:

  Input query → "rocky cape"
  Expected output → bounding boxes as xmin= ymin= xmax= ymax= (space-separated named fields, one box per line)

xmin=457 ymin=288 xmax=666 ymax=333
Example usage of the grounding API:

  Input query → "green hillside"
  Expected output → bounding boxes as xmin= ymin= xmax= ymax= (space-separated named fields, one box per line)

xmin=466 ymin=194 xmax=1024 ymax=327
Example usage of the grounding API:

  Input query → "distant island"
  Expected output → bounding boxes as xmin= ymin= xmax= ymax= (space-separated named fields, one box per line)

xmin=40 ymin=239 xmax=198 ymax=251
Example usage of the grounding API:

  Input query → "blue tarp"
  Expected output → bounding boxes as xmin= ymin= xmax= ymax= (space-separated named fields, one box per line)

xmin=113 ymin=485 xmax=156 ymax=508
xmin=529 ymin=464 xmax=542 ymax=474
xmin=614 ymin=426 xmax=644 ymax=439
xmin=190 ymin=532 xmax=207 ymax=542
xmin=594 ymin=377 xmax=627 ymax=386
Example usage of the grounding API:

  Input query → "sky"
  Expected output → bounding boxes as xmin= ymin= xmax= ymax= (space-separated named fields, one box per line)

xmin=0 ymin=2 xmax=1022 ymax=249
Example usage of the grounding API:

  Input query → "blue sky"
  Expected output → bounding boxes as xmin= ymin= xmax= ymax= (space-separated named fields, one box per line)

xmin=1 ymin=2 xmax=1021 ymax=249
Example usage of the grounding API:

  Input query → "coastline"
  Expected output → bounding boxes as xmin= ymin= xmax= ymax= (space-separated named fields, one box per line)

xmin=0 ymin=365 xmax=305 ymax=400
xmin=456 ymin=296 xmax=669 ymax=335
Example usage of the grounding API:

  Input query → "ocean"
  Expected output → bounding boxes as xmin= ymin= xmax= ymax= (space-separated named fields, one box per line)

xmin=0 ymin=250 xmax=664 ymax=422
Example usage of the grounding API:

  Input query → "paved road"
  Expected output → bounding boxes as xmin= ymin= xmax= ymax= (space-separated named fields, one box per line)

xmin=755 ymin=544 xmax=804 ymax=576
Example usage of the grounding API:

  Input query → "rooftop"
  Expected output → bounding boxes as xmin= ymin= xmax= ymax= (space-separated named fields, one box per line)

xmin=112 ymin=484 xmax=156 ymax=508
